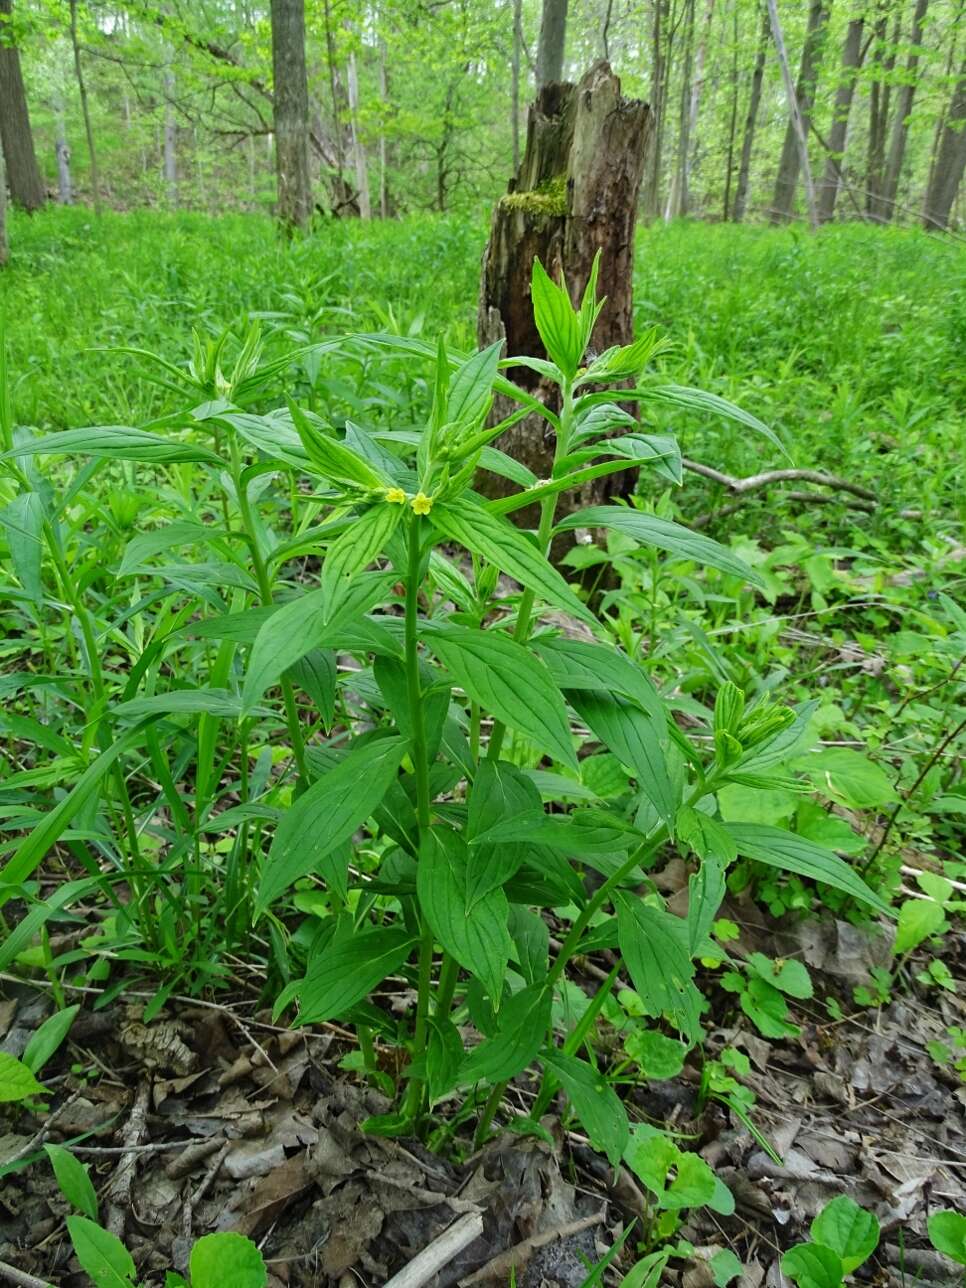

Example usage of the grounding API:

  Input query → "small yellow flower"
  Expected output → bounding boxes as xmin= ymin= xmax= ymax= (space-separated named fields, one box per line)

xmin=385 ymin=487 xmax=407 ymax=505
xmin=411 ymin=492 xmax=433 ymax=515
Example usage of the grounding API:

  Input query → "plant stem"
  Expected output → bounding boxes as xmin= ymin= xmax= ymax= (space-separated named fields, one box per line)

xmin=402 ymin=514 xmax=434 ymax=1121
xmin=529 ymin=960 xmax=622 ymax=1121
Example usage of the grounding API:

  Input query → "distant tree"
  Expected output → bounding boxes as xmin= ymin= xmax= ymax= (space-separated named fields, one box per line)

xmin=817 ymin=14 xmax=865 ymax=222
xmin=733 ymin=3 xmax=769 ymax=221
xmin=880 ymin=0 xmax=930 ymax=219
xmin=270 ymin=0 xmax=312 ymax=229
xmin=536 ymin=0 xmax=568 ymax=87
xmin=0 ymin=147 xmax=8 ymax=264
xmin=769 ymin=0 xmax=829 ymax=224
xmin=866 ymin=4 xmax=901 ymax=218
xmin=0 ymin=0 xmax=45 ymax=211
xmin=69 ymin=0 xmax=101 ymax=215
xmin=922 ymin=55 xmax=966 ymax=227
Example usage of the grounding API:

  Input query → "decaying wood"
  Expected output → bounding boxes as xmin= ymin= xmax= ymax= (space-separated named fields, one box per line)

xmin=382 ymin=1211 xmax=484 ymax=1288
xmin=478 ymin=61 xmax=649 ymax=520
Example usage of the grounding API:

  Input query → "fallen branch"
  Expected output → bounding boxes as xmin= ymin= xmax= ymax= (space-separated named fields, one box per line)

xmin=459 ymin=1211 xmax=605 ymax=1286
xmin=683 ymin=458 xmax=875 ymax=500
xmin=383 ymin=1212 xmax=484 ymax=1288
xmin=105 ymin=1081 xmax=151 ymax=1237
xmin=0 ymin=1260 xmax=51 ymax=1288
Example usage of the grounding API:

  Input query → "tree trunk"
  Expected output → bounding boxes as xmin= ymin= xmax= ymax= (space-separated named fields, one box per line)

xmin=536 ymin=0 xmax=568 ymax=89
xmin=642 ymin=0 xmax=669 ymax=219
xmin=511 ymin=0 xmax=523 ymax=172
xmin=346 ymin=45 xmax=371 ymax=218
xmin=817 ymin=16 xmax=864 ymax=222
xmin=163 ymin=68 xmax=177 ymax=206
xmin=0 ymin=147 xmax=8 ymax=266
xmin=665 ymin=0 xmax=696 ymax=220
xmin=922 ymin=55 xmax=966 ymax=228
xmin=733 ymin=3 xmax=768 ymax=221
xmin=477 ymin=61 xmax=649 ymax=515
xmin=0 ymin=0 xmax=45 ymax=211
xmin=768 ymin=0 xmax=825 ymax=226
xmin=682 ymin=0 xmax=715 ymax=215
xmin=270 ymin=0 xmax=312 ymax=230
xmin=867 ymin=8 xmax=901 ymax=218
xmin=722 ymin=4 xmax=740 ymax=220
xmin=69 ymin=0 xmax=101 ymax=215
xmin=880 ymin=0 xmax=929 ymax=219
xmin=55 ymin=99 xmax=73 ymax=204
xmin=378 ymin=35 xmax=388 ymax=217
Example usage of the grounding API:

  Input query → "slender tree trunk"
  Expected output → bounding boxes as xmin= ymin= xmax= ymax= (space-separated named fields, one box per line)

xmin=163 ymin=68 xmax=177 ymax=206
xmin=922 ymin=55 xmax=966 ymax=228
xmin=0 ymin=147 xmax=8 ymax=265
xmin=817 ymin=16 xmax=865 ymax=221
xmin=536 ymin=0 xmax=568 ymax=88
xmin=867 ymin=8 xmax=900 ymax=218
xmin=378 ymin=35 xmax=388 ymax=218
xmin=682 ymin=0 xmax=715 ymax=214
xmin=722 ymin=3 xmax=740 ymax=219
xmin=248 ymin=131 xmax=257 ymax=209
xmin=880 ymin=0 xmax=929 ymax=220
xmin=322 ymin=0 xmax=354 ymax=215
xmin=69 ymin=0 xmax=101 ymax=215
xmin=733 ymin=4 xmax=768 ymax=221
xmin=665 ymin=0 xmax=696 ymax=219
xmin=511 ymin=0 xmax=523 ymax=172
xmin=346 ymin=45 xmax=370 ymax=219
xmin=925 ymin=10 xmax=959 ymax=197
xmin=478 ymin=62 xmax=649 ymax=514
xmin=55 ymin=98 xmax=73 ymax=204
xmin=0 ymin=0 xmax=45 ymax=211
xmin=642 ymin=0 xmax=669 ymax=219
xmin=768 ymin=0 xmax=825 ymax=226
xmin=270 ymin=0 xmax=312 ymax=230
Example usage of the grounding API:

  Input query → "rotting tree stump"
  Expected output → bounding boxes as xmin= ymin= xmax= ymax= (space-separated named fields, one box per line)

xmin=477 ymin=61 xmax=650 ymax=521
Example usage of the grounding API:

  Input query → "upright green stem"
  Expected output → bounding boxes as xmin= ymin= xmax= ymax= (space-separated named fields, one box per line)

xmin=402 ymin=514 xmax=435 ymax=1120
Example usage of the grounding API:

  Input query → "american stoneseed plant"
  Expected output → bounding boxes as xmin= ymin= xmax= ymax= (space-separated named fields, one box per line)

xmin=0 ymin=255 xmax=889 ymax=1159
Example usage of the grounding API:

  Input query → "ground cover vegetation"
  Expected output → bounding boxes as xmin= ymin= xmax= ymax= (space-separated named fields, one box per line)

xmin=0 ymin=207 xmax=963 ymax=1285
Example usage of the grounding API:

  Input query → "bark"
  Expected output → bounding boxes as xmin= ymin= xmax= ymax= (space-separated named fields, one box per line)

xmin=321 ymin=0 xmax=356 ymax=216
xmin=347 ymin=45 xmax=370 ymax=218
xmin=378 ymin=35 xmax=388 ymax=218
xmin=867 ymin=7 xmax=901 ymax=218
xmin=536 ymin=0 xmax=568 ymax=89
xmin=880 ymin=0 xmax=930 ymax=219
xmin=55 ymin=100 xmax=72 ymax=204
xmin=270 ymin=0 xmax=312 ymax=230
xmin=478 ymin=61 xmax=649 ymax=516
xmin=922 ymin=56 xmax=966 ymax=228
xmin=0 ymin=0 xmax=45 ymax=211
xmin=69 ymin=0 xmax=101 ymax=215
xmin=642 ymin=0 xmax=669 ymax=219
xmin=511 ymin=0 xmax=523 ymax=172
xmin=682 ymin=0 xmax=715 ymax=215
xmin=817 ymin=16 xmax=865 ymax=221
xmin=665 ymin=0 xmax=696 ymax=220
xmin=163 ymin=68 xmax=177 ymax=206
xmin=0 ymin=147 xmax=8 ymax=266
xmin=768 ymin=0 xmax=825 ymax=226
xmin=733 ymin=3 xmax=768 ymax=221
xmin=722 ymin=4 xmax=740 ymax=220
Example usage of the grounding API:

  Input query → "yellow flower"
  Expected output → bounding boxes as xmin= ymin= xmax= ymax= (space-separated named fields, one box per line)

xmin=411 ymin=492 xmax=433 ymax=515
xmin=385 ymin=487 xmax=407 ymax=505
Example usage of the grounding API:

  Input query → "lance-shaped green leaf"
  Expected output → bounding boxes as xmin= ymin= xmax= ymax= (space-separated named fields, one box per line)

xmin=725 ymin=823 xmax=891 ymax=914
xmin=1 ymin=426 xmax=223 ymax=465
xmin=320 ymin=501 xmax=403 ymax=613
xmin=645 ymin=384 xmax=787 ymax=456
xmin=446 ymin=341 xmax=502 ymax=429
xmin=616 ymin=894 xmax=701 ymax=1040
xmin=459 ymin=982 xmax=551 ymax=1084
xmin=423 ymin=623 xmax=577 ymax=770
xmin=687 ymin=857 xmax=726 ymax=954
xmin=291 ymin=402 xmax=392 ymax=490
xmin=533 ymin=636 xmax=665 ymax=727
xmin=66 ymin=1216 xmax=136 ymax=1288
xmin=466 ymin=759 xmax=544 ymax=899
xmin=243 ymin=572 xmax=393 ymax=714
xmin=289 ymin=925 xmax=416 ymax=1025
xmin=532 ymin=257 xmax=582 ymax=377
xmin=556 ymin=507 xmax=764 ymax=589
xmin=256 ymin=736 xmax=406 ymax=913
xmin=0 ymin=492 xmax=43 ymax=601
xmin=416 ymin=827 xmax=513 ymax=1002
xmin=569 ymin=690 xmax=677 ymax=829
xmin=116 ymin=688 xmax=259 ymax=719
xmin=542 ymin=1051 xmax=629 ymax=1166
xmin=431 ymin=497 xmax=594 ymax=626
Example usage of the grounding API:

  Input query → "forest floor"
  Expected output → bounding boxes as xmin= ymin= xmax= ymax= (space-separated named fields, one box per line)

xmin=0 ymin=209 xmax=964 ymax=1286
